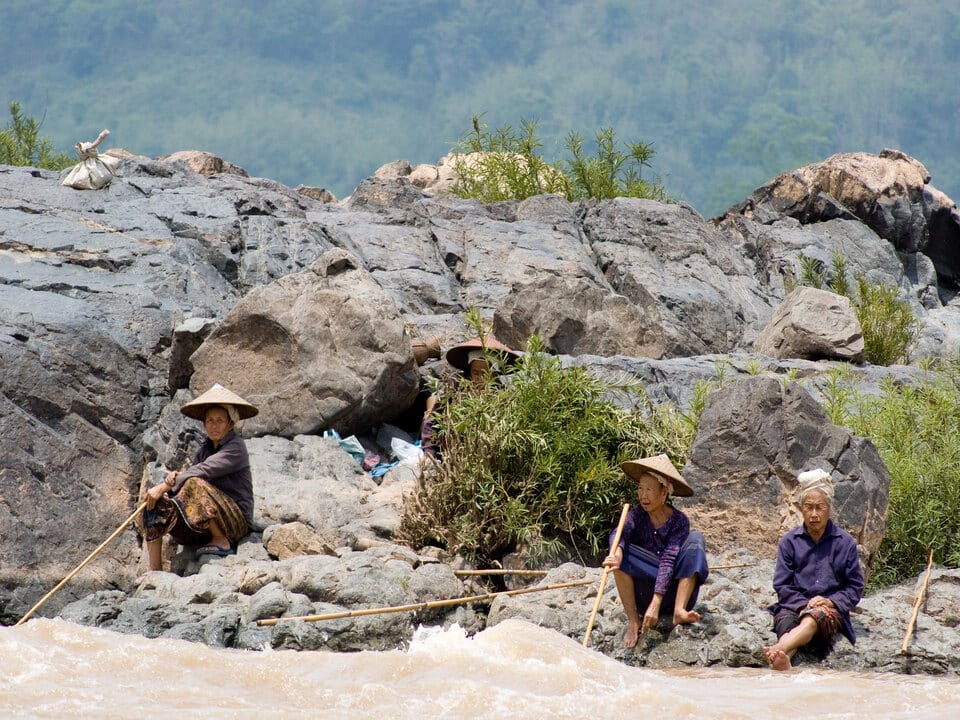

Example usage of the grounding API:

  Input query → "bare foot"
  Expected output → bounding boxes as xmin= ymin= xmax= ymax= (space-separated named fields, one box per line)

xmin=673 ymin=608 xmax=701 ymax=626
xmin=763 ymin=645 xmax=792 ymax=671
xmin=622 ymin=622 xmax=640 ymax=648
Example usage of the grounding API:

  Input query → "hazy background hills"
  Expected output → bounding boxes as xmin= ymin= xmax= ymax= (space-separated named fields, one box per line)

xmin=3 ymin=0 xmax=958 ymax=218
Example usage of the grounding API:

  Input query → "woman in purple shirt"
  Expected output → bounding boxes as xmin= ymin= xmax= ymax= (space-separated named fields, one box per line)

xmin=136 ymin=384 xmax=258 ymax=581
xmin=602 ymin=454 xmax=709 ymax=648
xmin=763 ymin=469 xmax=865 ymax=670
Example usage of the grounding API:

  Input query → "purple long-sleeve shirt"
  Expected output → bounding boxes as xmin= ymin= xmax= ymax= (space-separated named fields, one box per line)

xmin=172 ymin=430 xmax=254 ymax=527
xmin=770 ymin=518 xmax=864 ymax=643
xmin=611 ymin=505 xmax=690 ymax=595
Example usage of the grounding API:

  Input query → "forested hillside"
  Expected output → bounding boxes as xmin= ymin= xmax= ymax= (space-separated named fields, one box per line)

xmin=2 ymin=0 xmax=957 ymax=217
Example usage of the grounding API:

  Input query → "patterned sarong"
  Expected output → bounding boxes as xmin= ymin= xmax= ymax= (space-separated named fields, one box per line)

xmin=799 ymin=605 xmax=842 ymax=639
xmin=135 ymin=477 xmax=248 ymax=547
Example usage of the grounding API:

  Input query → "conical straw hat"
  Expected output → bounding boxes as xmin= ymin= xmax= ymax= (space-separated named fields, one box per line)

xmin=180 ymin=383 xmax=259 ymax=420
xmin=620 ymin=454 xmax=694 ymax=497
xmin=445 ymin=336 xmax=520 ymax=372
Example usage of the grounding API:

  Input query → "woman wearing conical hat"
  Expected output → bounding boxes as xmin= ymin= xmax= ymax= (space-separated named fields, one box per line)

xmin=135 ymin=384 xmax=258 ymax=580
xmin=601 ymin=454 xmax=709 ymax=648
xmin=419 ymin=335 xmax=521 ymax=460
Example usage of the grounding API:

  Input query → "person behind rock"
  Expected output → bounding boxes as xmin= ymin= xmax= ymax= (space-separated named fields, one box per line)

xmin=135 ymin=384 xmax=258 ymax=579
xmin=602 ymin=454 xmax=709 ymax=648
xmin=763 ymin=468 xmax=865 ymax=671
xmin=419 ymin=335 xmax=520 ymax=460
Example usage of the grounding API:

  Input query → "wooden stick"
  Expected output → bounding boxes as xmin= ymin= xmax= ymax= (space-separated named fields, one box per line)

xmin=582 ymin=502 xmax=630 ymax=647
xmin=455 ymin=563 xmax=752 ymax=577
xmin=257 ymin=579 xmax=594 ymax=626
xmin=16 ymin=500 xmax=147 ymax=626
xmin=453 ymin=569 xmax=548 ymax=577
xmin=900 ymin=548 xmax=934 ymax=654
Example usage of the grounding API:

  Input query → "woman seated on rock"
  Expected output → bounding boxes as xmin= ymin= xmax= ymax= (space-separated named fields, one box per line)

xmin=135 ymin=384 xmax=258 ymax=579
xmin=419 ymin=335 xmax=520 ymax=460
xmin=602 ymin=454 xmax=709 ymax=647
xmin=763 ymin=469 xmax=864 ymax=671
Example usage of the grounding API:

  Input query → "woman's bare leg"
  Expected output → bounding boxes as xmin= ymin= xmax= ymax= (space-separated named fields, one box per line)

xmin=612 ymin=569 xmax=641 ymax=648
xmin=145 ymin=538 xmax=162 ymax=572
xmin=204 ymin=518 xmax=231 ymax=549
xmin=763 ymin=616 xmax=818 ymax=671
xmin=672 ymin=574 xmax=702 ymax=625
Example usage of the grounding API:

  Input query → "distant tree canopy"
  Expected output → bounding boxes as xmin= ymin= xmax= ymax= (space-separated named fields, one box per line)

xmin=0 ymin=102 xmax=73 ymax=170
xmin=1 ymin=1 xmax=957 ymax=215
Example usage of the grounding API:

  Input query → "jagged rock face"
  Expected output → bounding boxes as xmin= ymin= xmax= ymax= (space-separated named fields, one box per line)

xmin=726 ymin=149 xmax=960 ymax=286
xmin=683 ymin=376 xmax=889 ymax=569
xmin=754 ymin=286 xmax=865 ymax=362
xmin=581 ymin=198 xmax=773 ymax=356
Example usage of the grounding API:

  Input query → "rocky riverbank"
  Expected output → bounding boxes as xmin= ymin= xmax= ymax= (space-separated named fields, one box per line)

xmin=2 ymin=147 xmax=959 ymax=672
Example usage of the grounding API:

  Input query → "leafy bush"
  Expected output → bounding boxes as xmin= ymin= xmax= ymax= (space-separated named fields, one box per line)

xmin=0 ymin=101 xmax=73 ymax=170
xmin=565 ymin=127 xmax=666 ymax=201
xmin=450 ymin=115 xmax=569 ymax=203
xmin=451 ymin=114 xmax=666 ymax=203
xmin=797 ymin=250 xmax=920 ymax=365
xmin=397 ymin=333 xmax=696 ymax=565
xmin=817 ymin=362 xmax=960 ymax=588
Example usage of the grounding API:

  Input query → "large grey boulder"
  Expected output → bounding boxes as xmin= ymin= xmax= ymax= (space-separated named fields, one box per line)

xmin=493 ymin=275 xmax=667 ymax=358
xmin=681 ymin=376 xmax=890 ymax=568
xmin=248 ymin=434 xmax=415 ymax=547
xmin=189 ymin=248 xmax=420 ymax=437
xmin=582 ymin=198 xmax=774 ymax=356
xmin=753 ymin=286 xmax=865 ymax=362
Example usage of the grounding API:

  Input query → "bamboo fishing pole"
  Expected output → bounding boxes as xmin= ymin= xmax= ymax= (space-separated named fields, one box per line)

xmin=454 ymin=569 xmax=548 ymax=577
xmin=900 ymin=549 xmax=934 ymax=654
xmin=257 ymin=579 xmax=594 ymax=626
xmin=582 ymin=502 xmax=630 ymax=647
xmin=457 ymin=563 xmax=754 ymax=577
xmin=17 ymin=500 xmax=148 ymax=626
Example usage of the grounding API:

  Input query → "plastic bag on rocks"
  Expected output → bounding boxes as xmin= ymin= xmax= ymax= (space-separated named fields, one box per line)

xmin=61 ymin=129 xmax=120 ymax=189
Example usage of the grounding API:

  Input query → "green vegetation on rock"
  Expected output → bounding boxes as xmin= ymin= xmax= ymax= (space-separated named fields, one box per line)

xmin=398 ymin=316 xmax=695 ymax=565
xmin=0 ymin=102 xmax=73 ymax=170
xmin=799 ymin=250 xmax=921 ymax=365
xmin=818 ymin=362 xmax=960 ymax=588
xmin=451 ymin=114 xmax=667 ymax=203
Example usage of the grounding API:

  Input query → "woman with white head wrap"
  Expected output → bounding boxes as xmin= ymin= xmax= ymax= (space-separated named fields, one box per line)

xmin=762 ymin=467 xmax=864 ymax=670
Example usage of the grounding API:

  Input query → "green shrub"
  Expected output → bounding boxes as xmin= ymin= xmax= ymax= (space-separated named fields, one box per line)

xmin=817 ymin=361 xmax=960 ymax=588
xmin=450 ymin=114 xmax=666 ymax=203
xmin=0 ymin=101 xmax=73 ymax=170
xmin=797 ymin=250 xmax=920 ymax=365
xmin=451 ymin=115 xmax=569 ymax=203
xmin=564 ymin=127 xmax=666 ymax=201
xmin=397 ymin=332 xmax=695 ymax=565
xmin=854 ymin=274 xmax=922 ymax=366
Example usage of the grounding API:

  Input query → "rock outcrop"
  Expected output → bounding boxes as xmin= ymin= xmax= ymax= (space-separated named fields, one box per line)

xmin=754 ymin=285 xmax=865 ymax=361
xmin=3 ymin=147 xmax=960 ymax=674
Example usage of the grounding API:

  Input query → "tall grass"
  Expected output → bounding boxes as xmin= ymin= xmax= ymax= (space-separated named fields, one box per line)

xmin=0 ymin=101 xmax=73 ymax=170
xmin=817 ymin=361 xmax=960 ymax=588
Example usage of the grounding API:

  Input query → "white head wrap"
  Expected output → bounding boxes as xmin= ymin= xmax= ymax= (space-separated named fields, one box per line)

xmin=208 ymin=403 xmax=240 ymax=426
xmin=797 ymin=468 xmax=834 ymax=504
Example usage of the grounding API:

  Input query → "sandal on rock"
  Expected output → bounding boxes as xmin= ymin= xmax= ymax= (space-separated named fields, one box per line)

xmin=196 ymin=544 xmax=235 ymax=557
